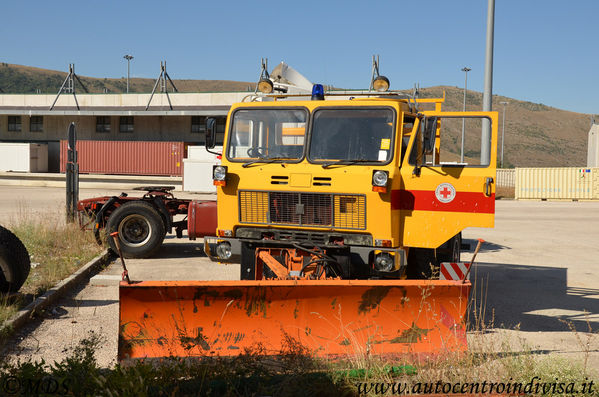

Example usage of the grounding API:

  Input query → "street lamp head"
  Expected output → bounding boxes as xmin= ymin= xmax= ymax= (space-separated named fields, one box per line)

xmin=461 ymin=67 xmax=471 ymax=72
xmin=500 ymin=101 xmax=509 ymax=106
xmin=124 ymin=55 xmax=133 ymax=61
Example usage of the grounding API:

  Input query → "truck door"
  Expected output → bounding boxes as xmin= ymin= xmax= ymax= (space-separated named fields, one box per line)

xmin=397 ymin=111 xmax=498 ymax=249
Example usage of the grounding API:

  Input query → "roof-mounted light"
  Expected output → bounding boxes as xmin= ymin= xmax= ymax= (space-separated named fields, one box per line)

xmin=369 ymin=55 xmax=390 ymax=92
xmin=373 ymin=76 xmax=390 ymax=92
xmin=258 ymin=78 xmax=274 ymax=94
xmin=256 ymin=57 xmax=274 ymax=94
xmin=311 ymin=84 xmax=325 ymax=100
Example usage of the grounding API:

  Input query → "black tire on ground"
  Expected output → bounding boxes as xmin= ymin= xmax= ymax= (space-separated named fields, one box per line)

xmin=0 ymin=225 xmax=31 ymax=293
xmin=106 ymin=201 xmax=166 ymax=259
xmin=436 ymin=232 xmax=462 ymax=264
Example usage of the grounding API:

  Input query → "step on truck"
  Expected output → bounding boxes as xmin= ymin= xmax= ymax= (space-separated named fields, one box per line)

xmin=112 ymin=79 xmax=498 ymax=360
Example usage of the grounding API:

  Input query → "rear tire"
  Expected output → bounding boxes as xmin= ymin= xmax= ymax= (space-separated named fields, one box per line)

xmin=106 ymin=201 xmax=166 ymax=258
xmin=437 ymin=233 xmax=461 ymax=264
xmin=0 ymin=225 xmax=31 ymax=293
xmin=407 ymin=233 xmax=461 ymax=280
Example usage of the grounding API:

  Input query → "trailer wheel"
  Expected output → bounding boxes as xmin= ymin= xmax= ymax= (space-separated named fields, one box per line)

xmin=0 ymin=225 xmax=31 ymax=293
xmin=106 ymin=201 xmax=166 ymax=258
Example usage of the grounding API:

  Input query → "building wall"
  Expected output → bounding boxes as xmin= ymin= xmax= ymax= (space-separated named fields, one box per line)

xmin=0 ymin=115 xmax=223 ymax=143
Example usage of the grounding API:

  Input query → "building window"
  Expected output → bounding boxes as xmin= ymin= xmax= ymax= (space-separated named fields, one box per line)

xmin=191 ymin=116 xmax=206 ymax=133
xmin=30 ymin=116 xmax=43 ymax=132
xmin=96 ymin=116 xmax=111 ymax=132
xmin=8 ymin=116 xmax=21 ymax=132
xmin=215 ymin=116 xmax=226 ymax=145
xmin=119 ymin=116 xmax=134 ymax=133
xmin=192 ymin=116 xmax=225 ymax=145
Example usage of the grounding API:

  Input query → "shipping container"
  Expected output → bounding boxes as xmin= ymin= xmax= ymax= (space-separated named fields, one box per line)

xmin=0 ymin=143 xmax=48 ymax=172
xmin=60 ymin=140 xmax=185 ymax=176
xmin=516 ymin=167 xmax=599 ymax=200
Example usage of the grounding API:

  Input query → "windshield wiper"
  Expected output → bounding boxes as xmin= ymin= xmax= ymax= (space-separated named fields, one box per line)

xmin=321 ymin=159 xmax=376 ymax=169
xmin=242 ymin=157 xmax=292 ymax=168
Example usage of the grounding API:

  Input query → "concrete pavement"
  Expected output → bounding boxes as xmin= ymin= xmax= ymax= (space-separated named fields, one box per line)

xmin=0 ymin=187 xmax=598 ymax=370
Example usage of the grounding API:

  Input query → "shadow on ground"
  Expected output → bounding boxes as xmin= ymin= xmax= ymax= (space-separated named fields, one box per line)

xmin=470 ymin=262 xmax=599 ymax=333
xmin=153 ymin=238 xmax=207 ymax=259
xmin=463 ymin=238 xmax=510 ymax=253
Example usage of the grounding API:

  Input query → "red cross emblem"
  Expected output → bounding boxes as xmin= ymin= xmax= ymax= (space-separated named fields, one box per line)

xmin=435 ymin=183 xmax=456 ymax=203
xmin=439 ymin=187 xmax=452 ymax=199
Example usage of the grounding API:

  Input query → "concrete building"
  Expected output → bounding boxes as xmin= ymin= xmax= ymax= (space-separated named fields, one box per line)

xmin=0 ymin=92 xmax=251 ymax=172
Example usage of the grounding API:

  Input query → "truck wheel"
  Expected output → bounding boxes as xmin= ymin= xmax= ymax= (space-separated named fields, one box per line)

xmin=106 ymin=201 xmax=166 ymax=259
xmin=436 ymin=233 xmax=461 ymax=264
xmin=406 ymin=248 xmax=438 ymax=280
xmin=0 ymin=225 xmax=31 ymax=293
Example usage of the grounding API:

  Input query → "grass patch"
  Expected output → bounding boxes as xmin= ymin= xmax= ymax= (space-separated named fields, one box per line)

xmin=0 ymin=210 xmax=103 ymax=324
xmin=1 ymin=331 xmax=596 ymax=396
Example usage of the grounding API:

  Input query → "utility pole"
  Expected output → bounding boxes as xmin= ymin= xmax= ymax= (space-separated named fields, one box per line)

xmin=499 ymin=101 xmax=509 ymax=168
xmin=460 ymin=67 xmax=471 ymax=163
xmin=124 ymin=54 xmax=133 ymax=93
xmin=481 ymin=0 xmax=495 ymax=166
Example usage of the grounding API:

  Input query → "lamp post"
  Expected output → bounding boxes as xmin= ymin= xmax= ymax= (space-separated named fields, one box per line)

xmin=460 ymin=67 xmax=471 ymax=163
xmin=499 ymin=101 xmax=509 ymax=168
xmin=123 ymin=55 xmax=134 ymax=93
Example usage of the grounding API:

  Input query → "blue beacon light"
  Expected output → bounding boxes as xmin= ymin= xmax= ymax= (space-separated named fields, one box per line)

xmin=311 ymin=84 xmax=325 ymax=100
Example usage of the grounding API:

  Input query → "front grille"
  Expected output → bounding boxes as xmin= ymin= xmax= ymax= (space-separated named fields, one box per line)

xmin=239 ymin=191 xmax=366 ymax=230
xmin=239 ymin=191 xmax=268 ymax=223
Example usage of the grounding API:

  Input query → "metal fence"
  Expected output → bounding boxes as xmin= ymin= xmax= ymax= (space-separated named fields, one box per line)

xmin=496 ymin=169 xmax=515 ymax=187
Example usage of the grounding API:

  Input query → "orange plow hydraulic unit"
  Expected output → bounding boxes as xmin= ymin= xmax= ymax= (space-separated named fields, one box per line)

xmin=119 ymin=78 xmax=497 ymax=360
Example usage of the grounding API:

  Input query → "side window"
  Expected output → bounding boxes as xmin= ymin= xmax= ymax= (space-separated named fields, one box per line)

xmin=8 ymin=116 xmax=22 ymax=132
xmin=30 ymin=116 xmax=43 ymax=132
xmin=409 ymin=116 xmax=492 ymax=167
xmin=119 ymin=116 xmax=134 ymax=133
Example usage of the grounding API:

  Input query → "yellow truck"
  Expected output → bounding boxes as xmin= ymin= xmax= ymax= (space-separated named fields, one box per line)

xmin=118 ymin=83 xmax=498 ymax=360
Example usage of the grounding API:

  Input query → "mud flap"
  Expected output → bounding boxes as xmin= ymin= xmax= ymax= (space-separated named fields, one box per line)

xmin=118 ymin=280 xmax=470 ymax=360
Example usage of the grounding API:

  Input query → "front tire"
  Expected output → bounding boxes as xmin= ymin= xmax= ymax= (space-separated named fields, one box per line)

xmin=106 ymin=201 xmax=166 ymax=258
xmin=0 ymin=225 xmax=31 ymax=293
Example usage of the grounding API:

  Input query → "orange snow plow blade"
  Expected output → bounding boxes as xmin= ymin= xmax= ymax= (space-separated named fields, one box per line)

xmin=118 ymin=280 xmax=470 ymax=360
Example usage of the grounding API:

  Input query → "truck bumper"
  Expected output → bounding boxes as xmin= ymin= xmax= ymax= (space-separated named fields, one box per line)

xmin=204 ymin=236 xmax=406 ymax=274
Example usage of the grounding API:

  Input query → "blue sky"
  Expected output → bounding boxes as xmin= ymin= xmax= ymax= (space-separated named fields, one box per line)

xmin=1 ymin=0 xmax=597 ymax=114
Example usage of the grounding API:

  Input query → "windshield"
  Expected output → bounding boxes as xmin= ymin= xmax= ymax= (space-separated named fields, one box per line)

xmin=308 ymin=108 xmax=395 ymax=163
xmin=227 ymin=109 xmax=307 ymax=161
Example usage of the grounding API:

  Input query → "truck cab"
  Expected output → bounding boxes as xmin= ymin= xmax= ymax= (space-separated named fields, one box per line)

xmin=206 ymin=91 xmax=497 ymax=280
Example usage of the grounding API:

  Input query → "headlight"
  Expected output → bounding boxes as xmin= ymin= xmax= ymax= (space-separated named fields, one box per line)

xmin=216 ymin=242 xmax=232 ymax=260
xmin=374 ymin=252 xmax=394 ymax=272
xmin=213 ymin=165 xmax=227 ymax=181
xmin=372 ymin=170 xmax=389 ymax=187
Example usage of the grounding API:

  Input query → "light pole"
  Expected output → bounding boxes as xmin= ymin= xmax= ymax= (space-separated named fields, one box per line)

xmin=123 ymin=54 xmax=134 ymax=93
xmin=460 ymin=67 xmax=471 ymax=163
xmin=499 ymin=101 xmax=509 ymax=168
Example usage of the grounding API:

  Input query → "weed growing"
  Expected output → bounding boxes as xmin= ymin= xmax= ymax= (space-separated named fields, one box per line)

xmin=0 ymin=209 xmax=103 ymax=325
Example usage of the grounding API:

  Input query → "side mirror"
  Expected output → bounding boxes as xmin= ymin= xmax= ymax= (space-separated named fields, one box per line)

xmin=422 ymin=117 xmax=437 ymax=155
xmin=205 ymin=118 xmax=217 ymax=149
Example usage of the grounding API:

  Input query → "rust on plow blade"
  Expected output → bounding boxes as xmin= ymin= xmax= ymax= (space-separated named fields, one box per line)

xmin=118 ymin=280 xmax=471 ymax=360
